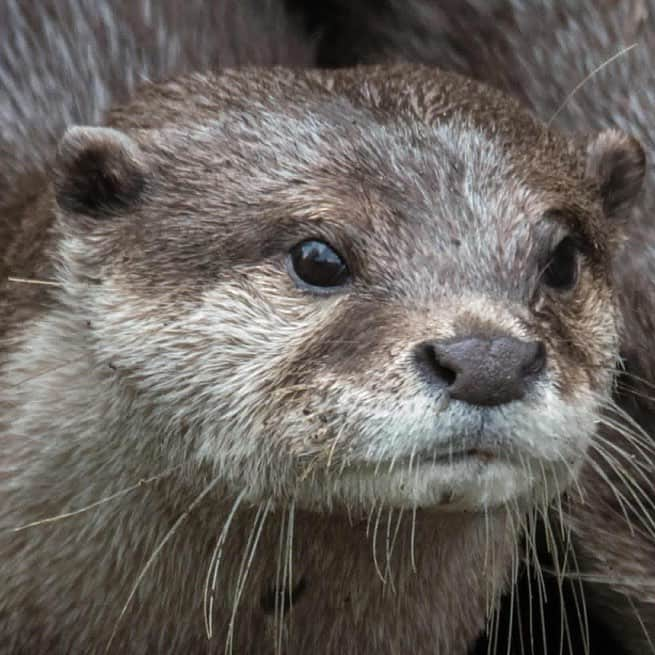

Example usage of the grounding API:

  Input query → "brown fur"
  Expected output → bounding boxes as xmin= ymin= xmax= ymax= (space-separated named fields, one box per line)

xmin=0 ymin=59 xmax=646 ymax=654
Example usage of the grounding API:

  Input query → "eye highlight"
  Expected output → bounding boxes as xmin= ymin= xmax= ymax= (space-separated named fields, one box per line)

xmin=542 ymin=236 xmax=579 ymax=291
xmin=288 ymin=240 xmax=351 ymax=291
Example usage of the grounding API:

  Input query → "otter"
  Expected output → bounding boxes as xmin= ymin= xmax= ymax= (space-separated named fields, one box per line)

xmin=3 ymin=1 xmax=652 ymax=652
xmin=0 ymin=52 xmax=647 ymax=655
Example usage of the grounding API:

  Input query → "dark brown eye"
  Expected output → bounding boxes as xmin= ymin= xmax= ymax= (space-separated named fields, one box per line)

xmin=288 ymin=240 xmax=351 ymax=290
xmin=543 ymin=236 xmax=579 ymax=291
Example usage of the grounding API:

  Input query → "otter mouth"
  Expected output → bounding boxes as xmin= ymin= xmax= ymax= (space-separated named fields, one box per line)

xmin=413 ymin=448 xmax=499 ymax=466
xmin=347 ymin=444 xmax=512 ymax=476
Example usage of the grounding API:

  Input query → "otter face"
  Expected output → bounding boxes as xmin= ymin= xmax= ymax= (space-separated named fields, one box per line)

xmin=51 ymin=93 xmax=644 ymax=513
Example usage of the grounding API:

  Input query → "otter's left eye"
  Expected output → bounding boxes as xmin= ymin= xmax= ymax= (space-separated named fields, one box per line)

xmin=288 ymin=240 xmax=351 ymax=290
xmin=543 ymin=236 xmax=579 ymax=291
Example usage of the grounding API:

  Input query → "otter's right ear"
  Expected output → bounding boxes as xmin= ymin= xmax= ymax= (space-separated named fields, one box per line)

xmin=54 ymin=126 xmax=148 ymax=218
xmin=585 ymin=129 xmax=646 ymax=223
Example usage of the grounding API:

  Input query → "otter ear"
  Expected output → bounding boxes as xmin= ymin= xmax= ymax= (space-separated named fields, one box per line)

xmin=585 ymin=129 xmax=645 ymax=222
xmin=54 ymin=126 xmax=148 ymax=217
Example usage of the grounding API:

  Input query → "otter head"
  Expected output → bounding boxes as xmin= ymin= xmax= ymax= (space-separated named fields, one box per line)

xmin=50 ymin=70 xmax=645 ymax=514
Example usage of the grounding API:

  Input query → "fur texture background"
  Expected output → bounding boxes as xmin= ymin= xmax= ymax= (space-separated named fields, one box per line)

xmin=0 ymin=0 xmax=314 ymax=187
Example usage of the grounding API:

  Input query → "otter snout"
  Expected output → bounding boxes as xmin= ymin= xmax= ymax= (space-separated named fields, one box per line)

xmin=414 ymin=336 xmax=546 ymax=406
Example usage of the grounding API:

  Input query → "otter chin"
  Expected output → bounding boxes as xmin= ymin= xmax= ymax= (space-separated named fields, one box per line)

xmin=292 ymin=390 xmax=594 ymax=512
xmin=0 ymin=64 xmax=645 ymax=654
xmin=298 ymin=455 xmax=548 ymax=512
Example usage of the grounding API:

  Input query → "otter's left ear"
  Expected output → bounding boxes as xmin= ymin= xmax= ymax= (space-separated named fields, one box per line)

xmin=586 ymin=129 xmax=646 ymax=222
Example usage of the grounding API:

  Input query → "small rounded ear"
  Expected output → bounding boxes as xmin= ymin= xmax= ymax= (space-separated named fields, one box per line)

xmin=585 ymin=129 xmax=645 ymax=222
xmin=53 ymin=126 xmax=148 ymax=217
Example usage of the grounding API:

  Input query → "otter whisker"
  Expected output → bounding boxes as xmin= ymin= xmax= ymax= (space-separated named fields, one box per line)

xmin=542 ymin=570 xmax=655 ymax=588
xmin=7 ymin=353 xmax=91 ymax=388
xmin=559 ymin=453 xmax=586 ymax=502
xmin=371 ymin=503 xmax=386 ymax=585
xmin=599 ymin=396 xmax=655 ymax=456
xmin=626 ymin=595 xmax=655 ymax=655
xmin=593 ymin=431 xmax=655 ymax=494
xmin=298 ymin=454 xmax=322 ymax=482
xmin=547 ymin=42 xmax=639 ymax=125
xmin=365 ymin=502 xmax=377 ymax=540
xmin=483 ymin=505 xmax=491 ymax=617
xmin=484 ymin=507 xmax=503 ymax=655
xmin=388 ymin=505 xmax=405 ymax=574
xmin=520 ymin=507 xmax=537 ymax=655
xmin=325 ymin=423 xmax=346 ymax=471
xmin=204 ymin=488 xmax=248 ymax=639
xmin=528 ymin=508 xmax=549 ymax=655
xmin=584 ymin=455 xmax=637 ymax=536
xmin=507 ymin=499 xmax=527 ymax=655
xmin=387 ymin=449 xmax=401 ymax=477
xmin=225 ymin=500 xmax=272 ymax=655
xmin=9 ymin=467 xmax=179 ymax=533
xmin=550 ymin=469 xmax=568 ymax=544
xmin=566 ymin=537 xmax=591 ymax=655
xmin=106 ymin=473 xmax=223 ymax=653
xmin=381 ymin=442 xmax=419 ymax=573
xmin=504 ymin=506 xmax=519 ymax=655
xmin=384 ymin=508 xmax=397 ymax=594
xmin=286 ymin=501 xmax=296 ymax=627
xmin=592 ymin=435 xmax=655 ymax=520
xmin=597 ymin=407 xmax=655 ymax=461
xmin=273 ymin=505 xmax=288 ymax=655
xmin=542 ymin=504 xmax=574 ymax=655
xmin=410 ymin=504 xmax=418 ymax=574
xmin=484 ymin=595 xmax=494 ymax=655
xmin=409 ymin=441 xmax=418 ymax=490
xmin=514 ymin=552 xmax=527 ymax=655
xmin=594 ymin=363 xmax=655 ymax=394
xmin=276 ymin=504 xmax=295 ymax=655
xmin=537 ymin=458 xmax=551 ymax=513
xmin=615 ymin=380 xmax=655 ymax=405
xmin=488 ymin=580 xmax=502 ymax=655
xmin=518 ymin=507 xmax=532 ymax=655
xmin=589 ymin=443 xmax=655 ymax=540
xmin=374 ymin=454 xmax=385 ymax=479
xmin=7 ymin=276 xmax=62 ymax=287
xmin=524 ymin=525 xmax=537 ymax=655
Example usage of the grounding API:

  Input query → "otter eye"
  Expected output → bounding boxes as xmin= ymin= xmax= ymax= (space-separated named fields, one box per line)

xmin=288 ymin=240 xmax=351 ymax=290
xmin=543 ymin=236 xmax=579 ymax=291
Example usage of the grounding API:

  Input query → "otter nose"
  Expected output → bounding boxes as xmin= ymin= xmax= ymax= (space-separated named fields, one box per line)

xmin=414 ymin=336 xmax=546 ymax=406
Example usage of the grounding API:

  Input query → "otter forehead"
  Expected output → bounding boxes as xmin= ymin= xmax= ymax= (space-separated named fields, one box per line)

xmin=100 ymin=102 xmax=597 ymax=306
xmin=94 ymin=64 xmax=601 ymax=301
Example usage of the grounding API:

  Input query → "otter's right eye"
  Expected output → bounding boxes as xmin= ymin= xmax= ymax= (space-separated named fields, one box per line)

xmin=288 ymin=240 xmax=351 ymax=290
xmin=543 ymin=236 xmax=579 ymax=291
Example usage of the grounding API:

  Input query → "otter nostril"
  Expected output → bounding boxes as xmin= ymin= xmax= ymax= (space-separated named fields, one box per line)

xmin=522 ymin=341 xmax=547 ymax=377
xmin=414 ymin=336 xmax=546 ymax=407
xmin=414 ymin=343 xmax=457 ymax=388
